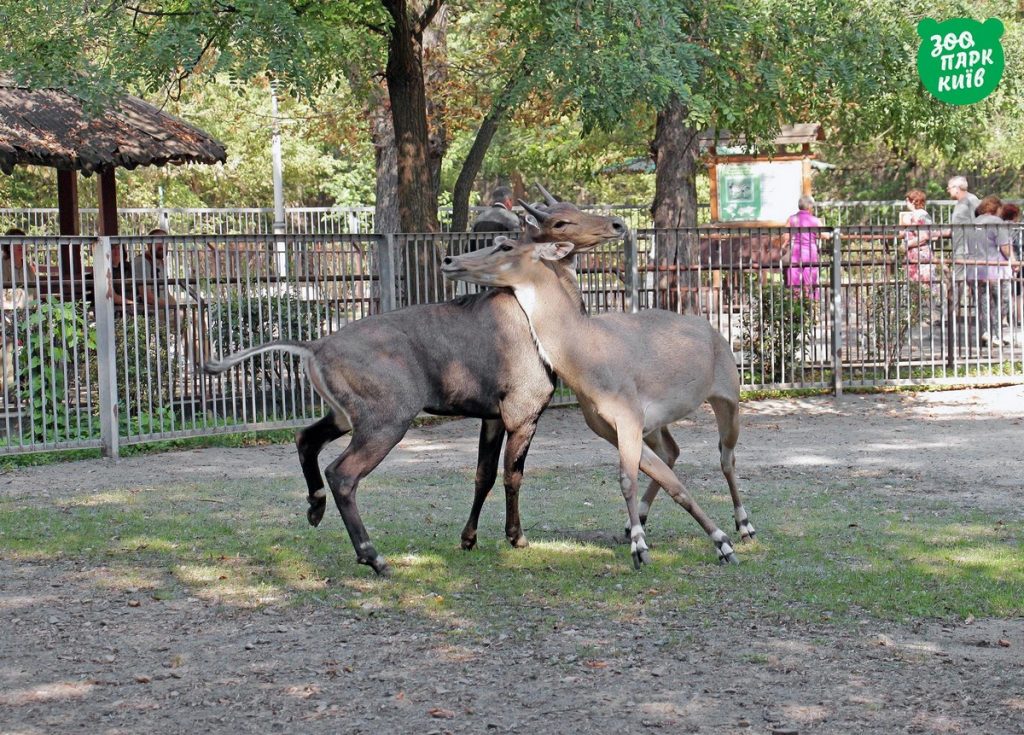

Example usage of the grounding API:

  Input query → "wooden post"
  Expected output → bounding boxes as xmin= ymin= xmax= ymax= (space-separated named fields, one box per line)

xmin=707 ymin=160 xmax=719 ymax=223
xmin=57 ymin=169 xmax=81 ymax=281
xmin=831 ymin=229 xmax=844 ymax=397
xmin=93 ymin=236 xmax=120 ymax=459
xmin=623 ymin=229 xmax=639 ymax=314
xmin=378 ymin=234 xmax=397 ymax=313
xmin=56 ymin=170 xmax=79 ymax=235
xmin=96 ymin=166 xmax=119 ymax=236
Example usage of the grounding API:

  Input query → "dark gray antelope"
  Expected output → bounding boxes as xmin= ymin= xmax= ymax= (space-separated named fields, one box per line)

xmin=204 ymin=197 xmax=625 ymax=575
xmin=441 ymin=237 xmax=755 ymax=569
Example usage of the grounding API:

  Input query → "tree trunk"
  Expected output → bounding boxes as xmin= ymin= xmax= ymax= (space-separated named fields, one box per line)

xmin=371 ymin=88 xmax=400 ymax=235
xmin=423 ymin=4 xmax=449 ymax=226
xmin=650 ymin=96 xmax=701 ymax=313
xmin=450 ymin=74 xmax=520 ymax=232
xmin=384 ymin=0 xmax=439 ymax=234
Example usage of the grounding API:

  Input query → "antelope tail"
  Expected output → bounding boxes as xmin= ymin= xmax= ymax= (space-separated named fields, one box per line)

xmin=203 ymin=340 xmax=314 ymax=374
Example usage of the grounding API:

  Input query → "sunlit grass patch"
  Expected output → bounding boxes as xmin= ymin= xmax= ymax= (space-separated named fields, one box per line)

xmin=1 ymin=465 xmax=1021 ymax=626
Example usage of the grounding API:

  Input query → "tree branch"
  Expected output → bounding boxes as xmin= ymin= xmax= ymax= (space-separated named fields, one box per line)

xmin=413 ymin=0 xmax=444 ymax=36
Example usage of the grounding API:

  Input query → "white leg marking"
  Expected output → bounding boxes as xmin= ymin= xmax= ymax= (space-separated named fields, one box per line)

xmin=638 ymin=500 xmax=650 ymax=518
xmin=629 ymin=524 xmax=648 ymax=555
xmin=735 ymin=505 xmax=756 ymax=537
xmin=712 ymin=529 xmax=735 ymax=558
xmin=312 ymin=488 xmax=327 ymax=499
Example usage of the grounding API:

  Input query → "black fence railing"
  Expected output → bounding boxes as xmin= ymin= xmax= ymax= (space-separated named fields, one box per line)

xmin=1 ymin=223 xmax=1021 ymax=455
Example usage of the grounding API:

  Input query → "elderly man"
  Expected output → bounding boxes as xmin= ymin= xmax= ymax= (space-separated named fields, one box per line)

xmin=948 ymin=175 xmax=980 ymax=297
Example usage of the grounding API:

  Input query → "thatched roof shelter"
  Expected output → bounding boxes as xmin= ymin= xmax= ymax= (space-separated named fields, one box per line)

xmin=699 ymin=123 xmax=824 ymax=155
xmin=0 ymin=77 xmax=226 ymax=176
xmin=0 ymin=77 xmax=226 ymax=259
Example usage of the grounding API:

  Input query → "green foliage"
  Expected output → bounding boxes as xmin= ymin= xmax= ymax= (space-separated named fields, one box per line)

xmin=14 ymin=299 xmax=97 ymax=443
xmin=742 ymin=276 xmax=818 ymax=384
xmin=207 ymin=291 xmax=326 ymax=391
xmin=0 ymin=0 xmax=1020 ymax=215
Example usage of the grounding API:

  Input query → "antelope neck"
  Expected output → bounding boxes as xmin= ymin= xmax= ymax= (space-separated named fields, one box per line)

xmin=510 ymin=264 xmax=587 ymax=375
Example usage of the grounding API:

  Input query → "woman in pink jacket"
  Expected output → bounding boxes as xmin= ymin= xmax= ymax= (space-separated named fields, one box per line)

xmin=785 ymin=195 xmax=822 ymax=300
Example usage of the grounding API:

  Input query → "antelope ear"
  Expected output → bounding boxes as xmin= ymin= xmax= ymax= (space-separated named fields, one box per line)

xmin=534 ymin=241 xmax=575 ymax=262
xmin=523 ymin=214 xmax=543 ymax=239
xmin=493 ymin=235 xmax=511 ymax=247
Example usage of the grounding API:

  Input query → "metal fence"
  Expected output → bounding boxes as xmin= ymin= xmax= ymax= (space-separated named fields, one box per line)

xmin=7 ymin=200 xmax=1012 ymax=237
xmin=0 ymin=204 xmax=649 ymax=236
xmin=2 ymin=222 xmax=1022 ymax=456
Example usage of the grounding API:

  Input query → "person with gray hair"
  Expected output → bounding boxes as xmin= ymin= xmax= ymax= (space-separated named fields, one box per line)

xmin=947 ymin=175 xmax=980 ymax=295
xmin=783 ymin=194 xmax=823 ymax=299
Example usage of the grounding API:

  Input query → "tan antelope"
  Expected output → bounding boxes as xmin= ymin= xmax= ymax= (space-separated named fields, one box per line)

xmin=204 ymin=197 xmax=625 ymax=575
xmin=440 ymin=236 xmax=755 ymax=568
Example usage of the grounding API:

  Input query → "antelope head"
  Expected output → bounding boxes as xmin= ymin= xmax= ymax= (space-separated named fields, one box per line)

xmin=442 ymin=236 xmax=574 ymax=289
xmin=519 ymin=185 xmax=626 ymax=249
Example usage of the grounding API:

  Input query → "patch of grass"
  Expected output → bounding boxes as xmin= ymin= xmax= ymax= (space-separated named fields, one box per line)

xmin=1 ymin=466 xmax=1020 ymax=629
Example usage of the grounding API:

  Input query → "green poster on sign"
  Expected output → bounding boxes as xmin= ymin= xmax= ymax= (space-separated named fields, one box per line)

xmin=718 ymin=165 xmax=761 ymax=222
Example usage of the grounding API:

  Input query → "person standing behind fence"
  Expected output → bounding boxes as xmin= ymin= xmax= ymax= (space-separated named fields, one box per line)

xmin=1 ymin=228 xmax=38 ymax=401
xmin=901 ymin=189 xmax=938 ymax=284
xmin=971 ymin=196 xmax=1013 ymax=346
xmin=947 ymin=176 xmax=980 ymax=304
xmin=472 ymin=187 xmax=520 ymax=234
xmin=131 ymin=228 xmax=178 ymax=311
xmin=998 ymin=202 xmax=1022 ymax=334
xmin=783 ymin=195 xmax=821 ymax=300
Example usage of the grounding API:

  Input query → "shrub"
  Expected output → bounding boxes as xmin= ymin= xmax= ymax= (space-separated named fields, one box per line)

xmin=741 ymin=277 xmax=818 ymax=384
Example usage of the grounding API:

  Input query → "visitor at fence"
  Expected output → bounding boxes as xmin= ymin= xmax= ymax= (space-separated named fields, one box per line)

xmin=783 ymin=195 xmax=821 ymax=300
xmin=901 ymin=189 xmax=938 ymax=284
xmin=472 ymin=187 xmax=520 ymax=234
xmin=1 ymin=228 xmax=38 ymax=401
xmin=970 ymin=196 xmax=1013 ymax=347
xmin=131 ymin=228 xmax=178 ymax=312
xmin=947 ymin=175 xmax=980 ymax=308
xmin=999 ymin=202 xmax=1022 ymax=329
xmin=107 ymin=242 xmax=136 ymax=313
xmin=1 ymin=228 xmax=38 ymax=308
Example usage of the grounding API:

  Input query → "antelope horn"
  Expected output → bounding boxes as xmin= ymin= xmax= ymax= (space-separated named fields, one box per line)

xmin=518 ymin=199 xmax=550 ymax=222
xmin=535 ymin=182 xmax=559 ymax=206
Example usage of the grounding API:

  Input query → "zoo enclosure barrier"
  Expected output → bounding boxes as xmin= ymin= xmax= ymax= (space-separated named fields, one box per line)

xmin=1 ymin=222 xmax=1021 ymax=457
xmin=8 ymin=199 xmax=1016 ymax=237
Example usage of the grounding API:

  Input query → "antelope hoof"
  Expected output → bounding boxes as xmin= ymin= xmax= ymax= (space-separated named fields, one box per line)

xmin=460 ymin=532 xmax=478 ymax=551
xmin=508 ymin=533 xmax=529 ymax=549
xmin=737 ymin=519 xmax=757 ymax=542
xmin=358 ymin=553 xmax=390 ymax=576
xmin=735 ymin=507 xmax=755 ymax=542
xmin=307 ymin=498 xmax=326 ymax=527
xmin=632 ymin=548 xmax=652 ymax=569
xmin=712 ymin=530 xmax=739 ymax=565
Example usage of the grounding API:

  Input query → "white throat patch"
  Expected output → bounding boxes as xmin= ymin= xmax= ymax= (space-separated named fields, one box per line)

xmin=513 ymin=285 xmax=555 ymax=370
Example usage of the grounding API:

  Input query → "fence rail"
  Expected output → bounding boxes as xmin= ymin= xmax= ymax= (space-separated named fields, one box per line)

xmin=2 ymin=222 xmax=1021 ymax=456
xmin=10 ymin=199 xmax=1013 ymax=237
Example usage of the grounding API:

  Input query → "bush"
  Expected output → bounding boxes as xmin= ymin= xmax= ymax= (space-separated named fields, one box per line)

xmin=14 ymin=299 xmax=98 ymax=443
xmin=741 ymin=277 xmax=818 ymax=384
xmin=866 ymin=268 xmax=931 ymax=375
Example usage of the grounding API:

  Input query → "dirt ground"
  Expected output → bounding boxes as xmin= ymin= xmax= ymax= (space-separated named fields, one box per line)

xmin=2 ymin=386 xmax=1023 ymax=734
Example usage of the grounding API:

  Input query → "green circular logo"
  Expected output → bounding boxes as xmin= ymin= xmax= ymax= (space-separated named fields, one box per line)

xmin=916 ymin=17 xmax=1005 ymax=105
